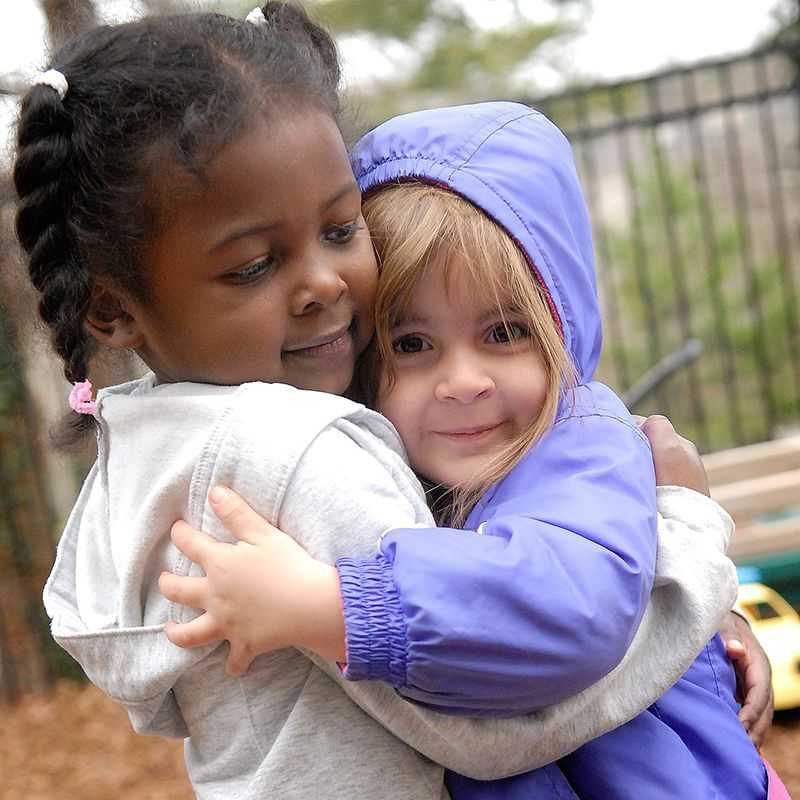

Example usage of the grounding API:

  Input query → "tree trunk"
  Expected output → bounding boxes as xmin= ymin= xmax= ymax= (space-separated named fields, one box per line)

xmin=0 ymin=0 xmax=102 ymax=528
xmin=41 ymin=0 xmax=98 ymax=50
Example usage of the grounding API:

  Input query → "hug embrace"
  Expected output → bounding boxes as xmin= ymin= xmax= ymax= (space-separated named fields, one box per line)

xmin=15 ymin=3 xmax=789 ymax=798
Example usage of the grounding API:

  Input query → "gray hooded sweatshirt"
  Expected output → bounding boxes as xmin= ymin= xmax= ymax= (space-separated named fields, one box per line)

xmin=43 ymin=375 xmax=737 ymax=799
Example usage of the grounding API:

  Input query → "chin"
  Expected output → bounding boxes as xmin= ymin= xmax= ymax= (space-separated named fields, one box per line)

xmin=302 ymin=370 xmax=352 ymax=396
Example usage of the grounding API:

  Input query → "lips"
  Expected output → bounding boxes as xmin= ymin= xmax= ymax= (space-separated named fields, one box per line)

xmin=283 ymin=322 xmax=353 ymax=359
xmin=434 ymin=423 xmax=502 ymax=439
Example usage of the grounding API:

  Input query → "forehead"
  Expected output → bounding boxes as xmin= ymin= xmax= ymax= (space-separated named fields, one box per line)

xmin=199 ymin=109 xmax=353 ymax=219
xmin=150 ymin=108 xmax=356 ymax=239
xmin=398 ymin=254 xmax=514 ymax=322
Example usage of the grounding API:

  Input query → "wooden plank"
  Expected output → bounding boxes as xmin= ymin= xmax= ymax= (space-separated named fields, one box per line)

xmin=729 ymin=518 xmax=800 ymax=560
xmin=703 ymin=435 xmax=800 ymax=486
xmin=710 ymin=468 xmax=800 ymax=522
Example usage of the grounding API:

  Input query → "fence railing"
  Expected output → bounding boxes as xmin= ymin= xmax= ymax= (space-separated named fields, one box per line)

xmin=529 ymin=40 xmax=800 ymax=452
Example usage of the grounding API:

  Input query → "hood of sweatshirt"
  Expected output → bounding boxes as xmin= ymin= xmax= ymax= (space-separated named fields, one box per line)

xmin=350 ymin=101 xmax=601 ymax=384
xmin=42 ymin=376 xmax=361 ymax=738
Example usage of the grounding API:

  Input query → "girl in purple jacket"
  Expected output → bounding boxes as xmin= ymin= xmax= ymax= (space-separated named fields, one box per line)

xmin=163 ymin=102 xmax=788 ymax=798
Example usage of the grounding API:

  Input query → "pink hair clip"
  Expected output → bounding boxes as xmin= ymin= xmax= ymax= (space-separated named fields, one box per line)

xmin=69 ymin=379 xmax=97 ymax=415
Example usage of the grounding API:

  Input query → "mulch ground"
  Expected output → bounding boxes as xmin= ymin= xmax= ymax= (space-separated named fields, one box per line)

xmin=2 ymin=681 xmax=798 ymax=799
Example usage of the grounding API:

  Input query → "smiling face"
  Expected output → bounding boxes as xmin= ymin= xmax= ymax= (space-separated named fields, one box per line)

xmin=377 ymin=256 xmax=550 ymax=488
xmin=122 ymin=108 xmax=377 ymax=393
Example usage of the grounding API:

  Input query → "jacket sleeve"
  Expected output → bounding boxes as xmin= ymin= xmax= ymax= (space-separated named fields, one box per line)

xmin=338 ymin=411 xmax=659 ymax=714
xmin=283 ymin=423 xmax=738 ymax=779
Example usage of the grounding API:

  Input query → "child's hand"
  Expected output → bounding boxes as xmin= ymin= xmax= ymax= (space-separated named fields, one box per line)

xmin=634 ymin=414 xmax=710 ymax=495
xmin=719 ymin=611 xmax=774 ymax=750
xmin=159 ymin=486 xmax=346 ymax=675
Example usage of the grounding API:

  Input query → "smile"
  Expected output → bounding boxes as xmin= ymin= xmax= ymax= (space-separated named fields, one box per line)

xmin=283 ymin=323 xmax=353 ymax=359
xmin=434 ymin=423 xmax=503 ymax=440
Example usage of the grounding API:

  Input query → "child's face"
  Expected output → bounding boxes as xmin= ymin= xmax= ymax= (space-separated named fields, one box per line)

xmin=127 ymin=109 xmax=377 ymax=394
xmin=377 ymin=254 xmax=549 ymax=488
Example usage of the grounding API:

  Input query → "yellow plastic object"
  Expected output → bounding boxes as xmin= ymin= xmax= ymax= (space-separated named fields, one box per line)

xmin=736 ymin=582 xmax=800 ymax=711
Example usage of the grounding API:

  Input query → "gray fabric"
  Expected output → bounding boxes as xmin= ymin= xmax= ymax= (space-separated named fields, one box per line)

xmin=43 ymin=376 xmax=738 ymax=799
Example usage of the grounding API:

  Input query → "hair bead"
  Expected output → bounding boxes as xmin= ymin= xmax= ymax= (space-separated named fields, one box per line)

xmin=31 ymin=69 xmax=69 ymax=100
xmin=245 ymin=7 xmax=267 ymax=26
xmin=68 ymin=379 xmax=97 ymax=415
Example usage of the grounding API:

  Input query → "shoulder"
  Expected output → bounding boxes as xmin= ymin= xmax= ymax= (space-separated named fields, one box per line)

xmin=486 ymin=383 xmax=652 ymax=502
xmin=554 ymin=382 xmax=649 ymax=447
xmin=198 ymin=383 xmax=415 ymax=524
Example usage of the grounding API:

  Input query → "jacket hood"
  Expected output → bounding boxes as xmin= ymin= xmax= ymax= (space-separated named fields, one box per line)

xmin=351 ymin=101 xmax=602 ymax=383
xmin=42 ymin=376 xmax=234 ymax=737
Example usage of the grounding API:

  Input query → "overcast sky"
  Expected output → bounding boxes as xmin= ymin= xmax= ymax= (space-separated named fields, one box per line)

xmin=0 ymin=0 xmax=787 ymax=163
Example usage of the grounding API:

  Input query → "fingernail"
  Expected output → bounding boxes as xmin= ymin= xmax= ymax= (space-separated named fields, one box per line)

xmin=209 ymin=486 xmax=230 ymax=505
xmin=728 ymin=639 xmax=744 ymax=649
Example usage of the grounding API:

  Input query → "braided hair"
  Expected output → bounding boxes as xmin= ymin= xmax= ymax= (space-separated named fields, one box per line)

xmin=13 ymin=3 xmax=342 ymax=441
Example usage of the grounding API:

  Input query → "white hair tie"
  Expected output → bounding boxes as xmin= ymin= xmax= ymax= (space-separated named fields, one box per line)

xmin=246 ymin=7 xmax=266 ymax=26
xmin=31 ymin=69 xmax=68 ymax=100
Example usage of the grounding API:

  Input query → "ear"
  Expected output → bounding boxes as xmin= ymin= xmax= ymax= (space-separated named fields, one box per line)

xmin=84 ymin=282 xmax=145 ymax=349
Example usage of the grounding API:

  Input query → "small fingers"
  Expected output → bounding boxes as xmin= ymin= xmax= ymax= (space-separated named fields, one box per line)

xmin=159 ymin=571 xmax=207 ymax=609
xmin=738 ymin=670 xmax=773 ymax=741
xmin=724 ymin=638 xmax=747 ymax=662
xmin=170 ymin=520 xmax=219 ymax=564
xmin=639 ymin=415 xmax=677 ymax=444
xmin=164 ymin=614 xmax=223 ymax=649
xmin=640 ymin=413 xmax=673 ymax=429
xmin=745 ymin=694 xmax=774 ymax=750
xmin=226 ymin=643 xmax=255 ymax=677
xmin=209 ymin=486 xmax=277 ymax=544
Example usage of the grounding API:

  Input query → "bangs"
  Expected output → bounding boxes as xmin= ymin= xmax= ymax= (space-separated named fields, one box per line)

xmin=363 ymin=181 xmax=562 ymax=372
xmin=360 ymin=180 xmax=577 ymax=526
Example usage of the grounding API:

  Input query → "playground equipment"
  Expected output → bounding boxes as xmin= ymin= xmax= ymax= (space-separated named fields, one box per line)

xmin=736 ymin=581 xmax=800 ymax=711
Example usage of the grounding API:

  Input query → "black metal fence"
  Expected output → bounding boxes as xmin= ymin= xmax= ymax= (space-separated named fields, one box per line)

xmin=531 ymin=41 xmax=800 ymax=452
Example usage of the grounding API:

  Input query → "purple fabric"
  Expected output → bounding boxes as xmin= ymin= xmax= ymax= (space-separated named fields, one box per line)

xmin=338 ymin=103 xmax=766 ymax=798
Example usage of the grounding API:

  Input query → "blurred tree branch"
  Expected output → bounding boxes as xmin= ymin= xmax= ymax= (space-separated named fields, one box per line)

xmin=42 ymin=0 xmax=98 ymax=49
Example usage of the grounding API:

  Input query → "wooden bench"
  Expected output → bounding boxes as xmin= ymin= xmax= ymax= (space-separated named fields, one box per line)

xmin=703 ymin=435 xmax=800 ymax=561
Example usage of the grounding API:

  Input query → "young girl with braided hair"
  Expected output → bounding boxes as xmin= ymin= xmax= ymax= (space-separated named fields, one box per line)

xmin=14 ymin=5 xmax=769 ymax=799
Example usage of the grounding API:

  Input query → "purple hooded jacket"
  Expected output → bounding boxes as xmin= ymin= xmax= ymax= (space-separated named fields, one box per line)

xmin=337 ymin=103 xmax=766 ymax=799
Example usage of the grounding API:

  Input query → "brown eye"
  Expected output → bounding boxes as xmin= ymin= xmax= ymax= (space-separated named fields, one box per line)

xmin=227 ymin=256 xmax=277 ymax=284
xmin=392 ymin=335 xmax=430 ymax=354
xmin=324 ymin=222 xmax=361 ymax=244
xmin=487 ymin=322 xmax=528 ymax=344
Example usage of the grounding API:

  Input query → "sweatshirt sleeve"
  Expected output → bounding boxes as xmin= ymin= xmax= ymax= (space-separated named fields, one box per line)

xmin=338 ymin=410 xmax=659 ymax=713
xmin=282 ymin=423 xmax=738 ymax=779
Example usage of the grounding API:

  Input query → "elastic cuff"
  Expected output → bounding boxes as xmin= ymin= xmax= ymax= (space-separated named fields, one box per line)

xmin=336 ymin=554 xmax=407 ymax=686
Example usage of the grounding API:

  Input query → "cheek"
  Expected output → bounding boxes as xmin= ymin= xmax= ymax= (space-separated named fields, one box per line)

xmin=376 ymin=373 xmax=414 ymax=436
xmin=350 ymin=244 xmax=379 ymax=307
xmin=521 ymin=368 xmax=549 ymax=416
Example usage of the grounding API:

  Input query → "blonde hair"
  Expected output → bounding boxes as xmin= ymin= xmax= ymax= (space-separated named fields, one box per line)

xmin=362 ymin=182 xmax=576 ymax=525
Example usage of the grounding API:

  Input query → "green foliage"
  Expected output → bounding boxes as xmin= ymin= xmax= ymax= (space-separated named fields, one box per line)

xmin=310 ymin=0 xmax=436 ymax=39
xmin=207 ymin=0 xmax=587 ymax=121
xmin=596 ymin=164 xmax=800 ymax=451
xmin=411 ymin=19 xmax=566 ymax=94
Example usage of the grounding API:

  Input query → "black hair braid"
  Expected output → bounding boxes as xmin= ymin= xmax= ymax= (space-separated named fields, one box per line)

xmin=14 ymin=84 xmax=95 ymax=386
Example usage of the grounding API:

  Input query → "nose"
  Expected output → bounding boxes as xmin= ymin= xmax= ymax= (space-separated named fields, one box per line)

xmin=434 ymin=356 xmax=495 ymax=404
xmin=290 ymin=253 xmax=347 ymax=316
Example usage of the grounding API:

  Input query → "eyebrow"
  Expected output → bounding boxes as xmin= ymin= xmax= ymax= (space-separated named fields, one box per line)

xmin=393 ymin=307 xmax=514 ymax=328
xmin=208 ymin=181 xmax=360 ymax=254
xmin=323 ymin=181 xmax=360 ymax=211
